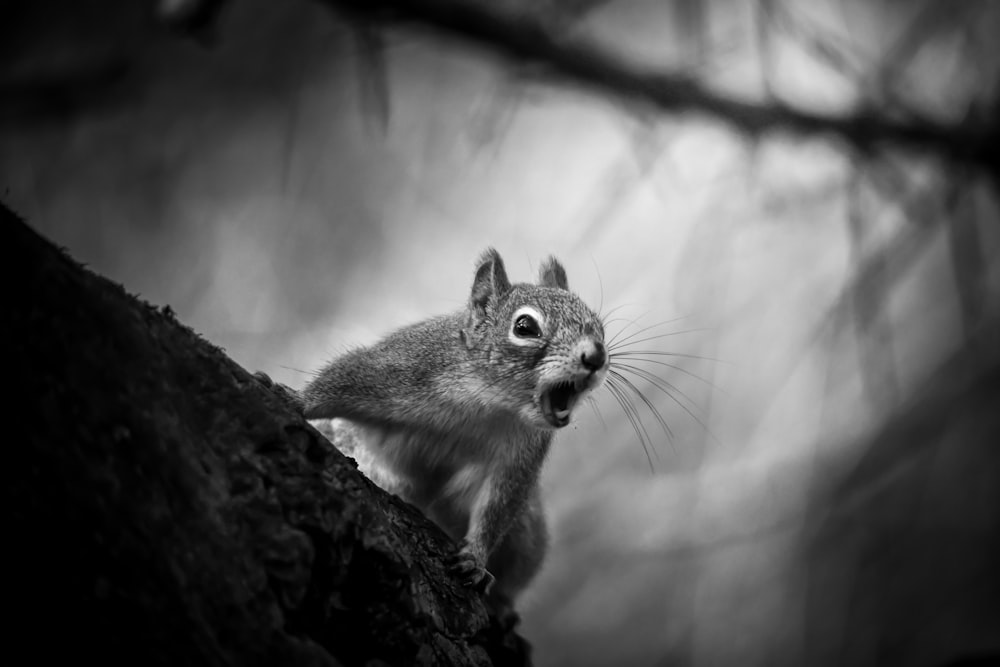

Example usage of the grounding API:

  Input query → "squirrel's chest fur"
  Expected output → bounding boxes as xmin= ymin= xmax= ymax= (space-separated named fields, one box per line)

xmin=335 ymin=414 xmax=540 ymax=540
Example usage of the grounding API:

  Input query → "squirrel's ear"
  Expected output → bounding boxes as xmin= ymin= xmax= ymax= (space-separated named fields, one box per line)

xmin=538 ymin=256 xmax=568 ymax=290
xmin=469 ymin=247 xmax=512 ymax=320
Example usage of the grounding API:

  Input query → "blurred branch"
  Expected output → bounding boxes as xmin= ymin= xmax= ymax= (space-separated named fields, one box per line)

xmin=846 ymin=167 xmax=899 ymax=410
xmin=466 ymin=72 xmax=528 ymax=155
xmin=944 ymin=171 xmax=990 ymax=342
xmin=743 ymin=156 xmax=954 ymax=445
xmin=352 ymin=21 xmax=392 ymax=134
xmin=318 ymin=0 xmax=1000 ymax=174
xmin=870 ymin=1 xmax=969 ymax=104
xmin=767 ymin=1 xmax=977 ymax=125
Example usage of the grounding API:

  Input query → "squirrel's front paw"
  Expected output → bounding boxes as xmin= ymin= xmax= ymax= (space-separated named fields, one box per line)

xmin=253 ymin=371 xmax=305 ymax=413
xmin=446 ymin=542 xmax=495 ymax=593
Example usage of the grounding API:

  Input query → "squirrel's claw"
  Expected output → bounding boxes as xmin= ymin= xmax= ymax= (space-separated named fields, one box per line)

xmin=253 ymin=371 xmax=305 ymax=414
xmin=447 ymin=543 xmax=495 ymax=593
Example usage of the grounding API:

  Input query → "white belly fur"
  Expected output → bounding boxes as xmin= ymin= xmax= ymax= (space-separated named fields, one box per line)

xmin=316 ymin=417 xmax=511 ymax=541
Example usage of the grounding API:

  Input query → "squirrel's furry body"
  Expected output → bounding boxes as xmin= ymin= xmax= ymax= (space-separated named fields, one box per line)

xmin=301 ymin=249 xmax=608 ymax=608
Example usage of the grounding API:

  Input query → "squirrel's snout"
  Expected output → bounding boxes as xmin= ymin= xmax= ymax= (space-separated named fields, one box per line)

xmin=579 ymin=340 xmax=607 ymax=372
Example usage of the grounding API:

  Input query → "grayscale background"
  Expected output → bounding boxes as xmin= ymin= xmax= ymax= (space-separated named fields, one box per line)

xmin=4 ymin=1 xmax=999 ymax=665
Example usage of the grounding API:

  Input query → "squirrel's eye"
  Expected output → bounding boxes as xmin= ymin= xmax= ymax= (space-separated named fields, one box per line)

xmin=513 ymin=314 xmax=542 ymax=338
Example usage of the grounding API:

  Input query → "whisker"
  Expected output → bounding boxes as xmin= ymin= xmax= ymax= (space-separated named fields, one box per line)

xmin=612 ymin=362 xmax=703 ymax=414
xmin=609 ymin=371 xmax=669 ymax=459
xmin=610 ymin=379 xmax=659 ymax=472
xmin=607 ymin=315 xmax=697 ymax=349
xmin=608 ymin=355 xmax=727 ymax=395
xmin=608 ymin=327 xmax=715 ymax=350
xmin=279 ymin=364 xmax=314 ymax=376
xmin=607 ymin=304 xmax=657 ymax=345
xmin=609 ymin=369 xmax=676 ymax=451
xmin=604 ymin=375 xmax=656 ymax=472
xmin=605 ymin=309 xmax=655 ymax=347
xmin=613 ymin=363 xmax=720 ymax=444
xmin=602 ymin=316 xmax=644 ymax=330
xmin=586 ymin=394 xmax=608 ymax=431
xmin=599 ymin=304 xmax=635 ymax=336
xmin=610 ymin=350 xmax=732 ymax=365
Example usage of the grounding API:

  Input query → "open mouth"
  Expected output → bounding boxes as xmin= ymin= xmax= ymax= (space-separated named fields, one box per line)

xmin=540 ymin=380 xmax=582 ymax=428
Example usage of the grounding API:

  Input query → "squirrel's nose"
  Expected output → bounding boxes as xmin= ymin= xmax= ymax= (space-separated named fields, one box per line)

xmin=580 ymin=341 xmax=606 ymax=371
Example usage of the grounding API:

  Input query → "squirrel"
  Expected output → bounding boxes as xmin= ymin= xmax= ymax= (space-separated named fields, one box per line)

xmin=288 ymin=248 xmax=609 ymax=613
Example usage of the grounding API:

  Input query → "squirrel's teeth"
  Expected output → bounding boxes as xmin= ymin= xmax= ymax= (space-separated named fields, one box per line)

xmin=541 ymin=383 xmax=576 ymax=427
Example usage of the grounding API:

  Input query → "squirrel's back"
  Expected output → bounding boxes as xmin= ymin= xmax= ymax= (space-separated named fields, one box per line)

xmin=306 ymin=311 xmax=539 ymax=432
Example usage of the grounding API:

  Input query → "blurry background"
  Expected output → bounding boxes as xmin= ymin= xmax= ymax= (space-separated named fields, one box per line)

xmin=3 ymin=0 xmax=999 ymax=665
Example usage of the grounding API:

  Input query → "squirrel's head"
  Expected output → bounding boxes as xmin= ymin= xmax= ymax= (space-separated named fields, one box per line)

xmin=460 ymin=248 xmax=609 ymax=430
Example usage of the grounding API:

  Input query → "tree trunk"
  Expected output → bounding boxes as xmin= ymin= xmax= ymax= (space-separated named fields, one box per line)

xmin=4 ymin=201 xmax=531 ymax=666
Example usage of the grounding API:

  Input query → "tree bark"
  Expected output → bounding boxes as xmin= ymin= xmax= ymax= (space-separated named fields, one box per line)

xmin=4 ymin=201 xmax=531 ymax=666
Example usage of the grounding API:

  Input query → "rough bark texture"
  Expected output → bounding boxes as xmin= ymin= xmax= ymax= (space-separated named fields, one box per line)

xmin=4 ymin=201 xmax=531 ymax=666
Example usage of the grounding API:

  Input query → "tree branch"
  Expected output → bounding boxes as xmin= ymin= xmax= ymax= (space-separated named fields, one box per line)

xmin=322 ymin=0 xmax=1000 ymax=173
